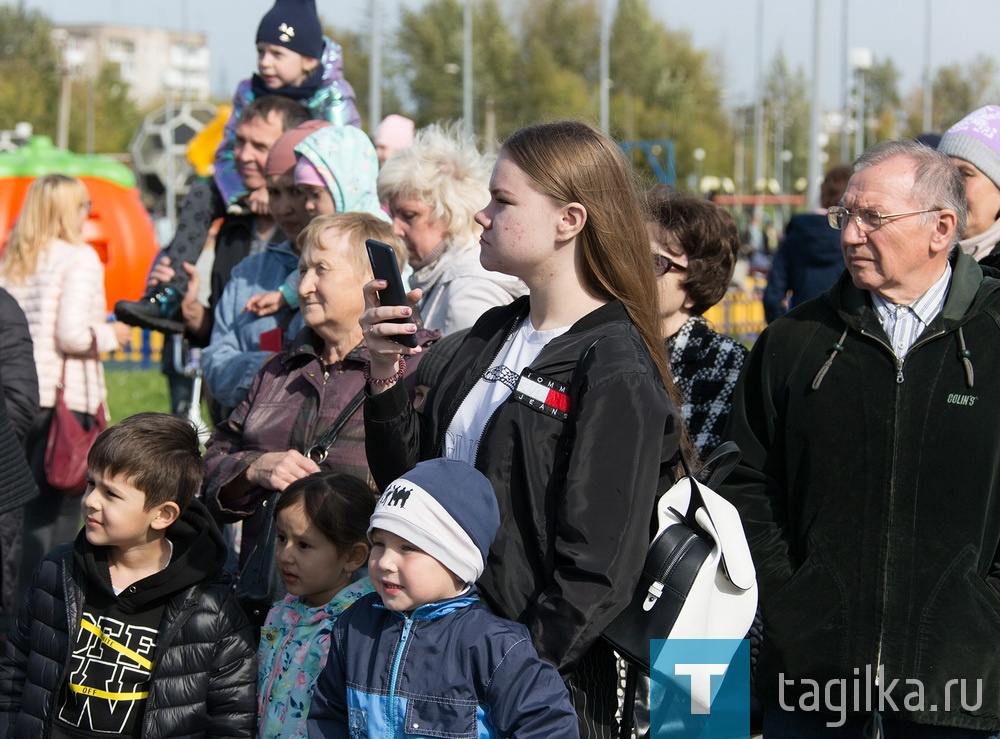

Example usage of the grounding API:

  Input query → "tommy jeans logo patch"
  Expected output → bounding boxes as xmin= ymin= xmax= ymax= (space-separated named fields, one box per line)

xmin=379 ymin=484 xmax=411 ymax=508
xmin=514 ymin=370 xmax=571 ymax=420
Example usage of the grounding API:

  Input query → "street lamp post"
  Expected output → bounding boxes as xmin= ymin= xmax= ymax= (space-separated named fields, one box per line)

xmin=693 ymin=147 xmax=706 ymax=194
xmin=850 ymin=48 xmax=873 ymax=160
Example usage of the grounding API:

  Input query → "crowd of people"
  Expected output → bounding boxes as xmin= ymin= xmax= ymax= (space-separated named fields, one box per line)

xmin=0 ymin=0 xmax=999 ymax=736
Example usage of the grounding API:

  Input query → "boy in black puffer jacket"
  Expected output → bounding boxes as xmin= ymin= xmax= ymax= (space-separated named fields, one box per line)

xmin=0 ymin=412 xmax=257 ymax=738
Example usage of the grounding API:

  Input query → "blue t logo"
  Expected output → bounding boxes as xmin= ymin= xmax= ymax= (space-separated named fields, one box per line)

xmin=648 ymin=639 xmax=750 ymax=738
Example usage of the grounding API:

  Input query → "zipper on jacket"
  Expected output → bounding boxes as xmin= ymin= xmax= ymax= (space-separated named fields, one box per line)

xmin=387 ymin=615 xmax=414 ymax=739
xmin=870 ymin=328 xmax=952 ymax=727
xmin=47 ymin=557 xmax=83 ymax=739
xmin=858 ymin=327 xmax=944 ymax=385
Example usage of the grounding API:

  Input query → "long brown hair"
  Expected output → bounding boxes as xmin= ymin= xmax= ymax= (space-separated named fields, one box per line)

xmin=501 ymin=120 xmax=694 ymax=464
xmin=0 ymin=174 xmax=89 ymax=284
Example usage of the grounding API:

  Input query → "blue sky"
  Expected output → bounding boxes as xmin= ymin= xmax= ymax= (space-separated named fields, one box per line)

xmin=21 ymin=0 xmax=1000 ymax=121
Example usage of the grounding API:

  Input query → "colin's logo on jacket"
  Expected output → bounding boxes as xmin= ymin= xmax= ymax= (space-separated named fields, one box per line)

xmin=378 ymin=483 xmax=412 ymax=509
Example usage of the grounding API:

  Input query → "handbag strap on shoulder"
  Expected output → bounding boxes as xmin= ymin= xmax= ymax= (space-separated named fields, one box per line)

xmin=306 ymin=386 xmax=367 ymax=464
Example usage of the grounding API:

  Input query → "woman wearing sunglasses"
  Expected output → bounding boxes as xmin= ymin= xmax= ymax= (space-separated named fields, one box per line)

xmin=645 ymin=186 xmax=748 ymax=458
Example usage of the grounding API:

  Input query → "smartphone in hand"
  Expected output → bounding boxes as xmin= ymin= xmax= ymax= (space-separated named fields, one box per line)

xmin=365 ymin=239 xmax=418 ymax=349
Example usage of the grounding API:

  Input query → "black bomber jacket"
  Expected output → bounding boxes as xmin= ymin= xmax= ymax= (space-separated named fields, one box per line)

xmin=366 ymin=296 xmax=681 ymax=674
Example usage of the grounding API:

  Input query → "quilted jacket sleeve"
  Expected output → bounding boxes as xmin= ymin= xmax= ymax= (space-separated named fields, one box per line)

xmin=203 ymin=593 xmax=258 ymax=737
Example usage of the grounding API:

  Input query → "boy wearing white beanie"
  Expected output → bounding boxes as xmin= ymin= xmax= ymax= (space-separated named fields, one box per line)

xmin=308 ymin=458 xmax=579 ymax=738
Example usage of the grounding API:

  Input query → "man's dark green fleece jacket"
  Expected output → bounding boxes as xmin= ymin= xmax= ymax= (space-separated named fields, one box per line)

xmin=722 ymin=249 xmax=1000 ymax=732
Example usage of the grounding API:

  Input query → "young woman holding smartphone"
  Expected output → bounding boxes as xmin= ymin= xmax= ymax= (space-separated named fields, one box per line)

xmin=360 ymin=120 xmax=684 ymax=738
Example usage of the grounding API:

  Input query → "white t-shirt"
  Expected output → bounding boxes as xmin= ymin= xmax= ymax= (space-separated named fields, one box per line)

xmin=444 ymin=318 xmax=570 ymax=465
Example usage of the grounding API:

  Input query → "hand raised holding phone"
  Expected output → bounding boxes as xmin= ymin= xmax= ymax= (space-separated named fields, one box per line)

xmin=361 ymin=239 xmax=423 ymax=389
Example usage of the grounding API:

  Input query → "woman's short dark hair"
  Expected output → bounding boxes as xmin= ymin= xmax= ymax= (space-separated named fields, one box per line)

xmin=274 ymin=472 xmax=377 ymax=552
xmin=644 ymin=187 xmax=740 ymax=316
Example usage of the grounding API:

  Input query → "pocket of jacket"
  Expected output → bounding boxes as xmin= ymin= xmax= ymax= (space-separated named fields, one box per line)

xmin=403 ymin=696 xmax=478 ymax=739
xmin=761 ymin=545 xmax=849 ymax=669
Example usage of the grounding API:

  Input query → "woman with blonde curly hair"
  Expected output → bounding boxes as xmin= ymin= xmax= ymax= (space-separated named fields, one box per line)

xmin=0 ymin=174 xmax=130 ymax=596
xmin=378 ymin=122 xmax=525 ymax=334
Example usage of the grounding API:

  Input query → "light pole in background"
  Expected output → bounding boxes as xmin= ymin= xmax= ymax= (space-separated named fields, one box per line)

xmin=693 ymin=147 xmax=706 ymax=193
xmin=752 ymin=0 xmax=765 ymax=217
xmin=462 ymin=0 xmax=473 ymax=136
xmin=850 ymin=47 xmax=873 ymax=160
xmin=599 ymin=0 xmax=612 ymax=134
xmin=922 ymin=0 xmax=933 ymax=132
xmin=806 ymin=0 xmax=822 ymax=210
xmin=369 ymin=0 xmax=382 ymax=131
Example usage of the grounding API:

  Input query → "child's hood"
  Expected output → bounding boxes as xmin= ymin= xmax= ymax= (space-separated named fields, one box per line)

xmin=75 ymin=498 xmax=229 ymax=612
xmin=294 ymin=126 xmax=388 ymax=221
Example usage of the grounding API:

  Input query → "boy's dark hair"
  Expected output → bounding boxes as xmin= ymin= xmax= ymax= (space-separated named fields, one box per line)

xmin=644 ymin=186 xmax=741 ymax=316
xmin=88 ymin=412 xmax=203 ymax=512
xmin=274 ymin=472 xmax=377 ymax=552
xmin=241 ymin=95 xmax=310 ymax=132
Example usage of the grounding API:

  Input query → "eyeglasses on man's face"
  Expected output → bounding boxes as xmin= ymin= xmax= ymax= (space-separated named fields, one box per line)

xmin=652 ymin=253 xmax=686 ymax=277
xmin=827 ymin=205 xmax=940 ymax=232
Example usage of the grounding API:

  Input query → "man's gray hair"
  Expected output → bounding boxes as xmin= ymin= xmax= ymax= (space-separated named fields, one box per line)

xmin=854 ymin=139 xmax=968 ymax=243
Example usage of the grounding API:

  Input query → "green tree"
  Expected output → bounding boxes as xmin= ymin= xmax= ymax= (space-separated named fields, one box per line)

xmin=610 ymin=0 xmax=732 ymax=186
xmin=324 ymin=18 xmax=406 ymax=132
xmin=762 ymin=51 xmax=810 ymax=190
xmin=903 ymin=54 xmax=1000 ymax=135
xmin=866 ymin=57 xmax=902 ymax=141
xmin=67 ymin=62 xmax=145 ymax=153
xmin=0 ymin=5 xmax=60 ymax=135
xmin=396 ymin=0 xmax=467 ymax=125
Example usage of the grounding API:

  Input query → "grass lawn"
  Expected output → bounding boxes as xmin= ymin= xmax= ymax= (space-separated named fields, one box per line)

xmin=105 ymin=367 xmax=171 ymax=420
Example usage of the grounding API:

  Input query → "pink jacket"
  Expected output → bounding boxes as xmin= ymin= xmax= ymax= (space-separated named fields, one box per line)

xmin=0 ymin=239 xmax=119 ymax=415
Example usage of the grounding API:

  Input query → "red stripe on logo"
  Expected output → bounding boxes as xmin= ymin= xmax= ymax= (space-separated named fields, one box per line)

xmin=545 ymin=388 xmax=570 ymax=412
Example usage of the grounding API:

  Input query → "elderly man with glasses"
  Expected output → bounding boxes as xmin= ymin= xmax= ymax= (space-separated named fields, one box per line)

xmin=721 ymin=138 xmax=1000 ymax=738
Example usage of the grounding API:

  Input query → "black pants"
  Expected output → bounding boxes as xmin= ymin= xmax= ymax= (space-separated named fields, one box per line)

xmin=154 ymin=179 xmax=225 ymax=294
xmin=568 ymin=639 xmax=621 ymax=739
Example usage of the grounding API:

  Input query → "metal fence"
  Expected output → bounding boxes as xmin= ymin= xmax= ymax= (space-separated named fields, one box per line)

xmin=104 ymin=281 xmax=770 ymax=366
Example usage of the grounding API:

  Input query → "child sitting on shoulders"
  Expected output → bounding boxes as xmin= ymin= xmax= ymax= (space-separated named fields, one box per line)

xmin=308 ymin=458 xmax=579 ymax=738
xmin=0 ymin=413 xmax=257 ymax=737
xmin=258 ymin=471 xmax=375 ymax=738
xmin=116 ymin=0 xmax=359 ymax=334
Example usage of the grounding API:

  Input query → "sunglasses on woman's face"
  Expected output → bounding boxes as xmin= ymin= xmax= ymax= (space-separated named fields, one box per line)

xmin=652 ymin=253 xmax=686 ymax=277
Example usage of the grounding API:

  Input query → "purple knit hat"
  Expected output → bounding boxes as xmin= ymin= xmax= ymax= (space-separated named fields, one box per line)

xmin=938 ymin=105 xmax=1000 ymax=192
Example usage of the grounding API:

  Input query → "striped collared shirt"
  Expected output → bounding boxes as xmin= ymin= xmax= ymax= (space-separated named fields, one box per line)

xmin=871 ymin=264 xmax=951 ymax=359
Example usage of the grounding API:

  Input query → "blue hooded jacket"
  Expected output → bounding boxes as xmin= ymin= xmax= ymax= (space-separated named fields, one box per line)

xmin=308 ymin=590 xmax=579 ymax=739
